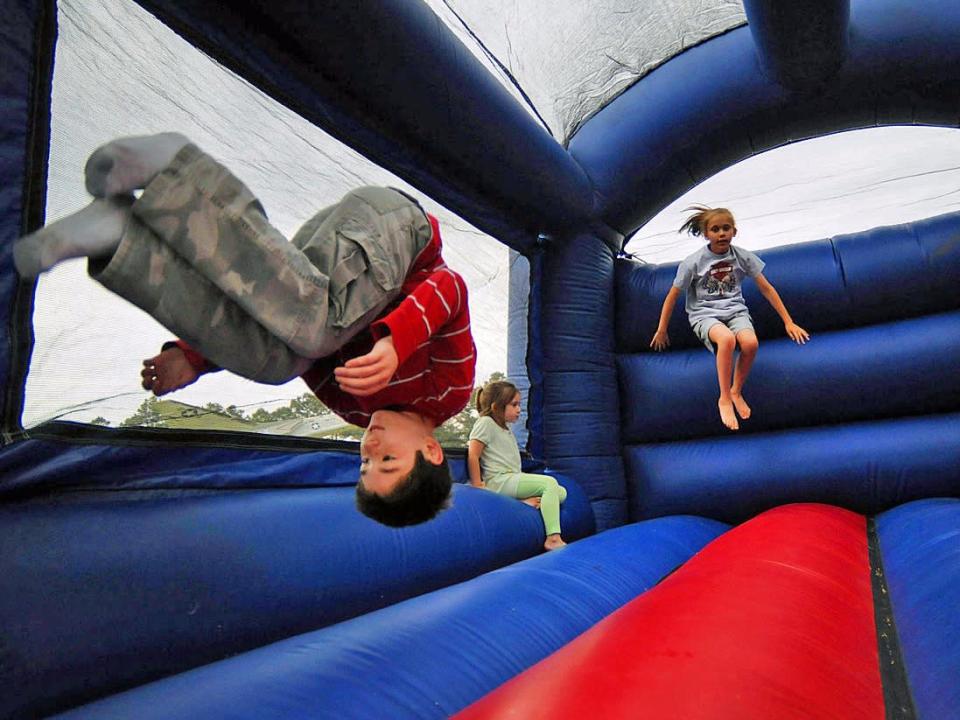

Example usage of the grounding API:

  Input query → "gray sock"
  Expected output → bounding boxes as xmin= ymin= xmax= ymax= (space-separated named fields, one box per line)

xmin=84 ymin=132 xmax=190 ymax=197
xmin=13 ymin=195 xmax=134 ymax=277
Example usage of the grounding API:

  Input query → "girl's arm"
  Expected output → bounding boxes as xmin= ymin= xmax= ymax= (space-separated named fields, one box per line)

xmin=650 ymin=286 xmax=682 ymax=351
xmin=467 ymin=439 xmax=486 ymax=488
xmin=754 ymin=274 xmax=810 ymax=344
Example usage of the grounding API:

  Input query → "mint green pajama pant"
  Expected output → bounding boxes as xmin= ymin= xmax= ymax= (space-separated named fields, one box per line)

xmin=513 ymin=474 xmax=567 ymax=536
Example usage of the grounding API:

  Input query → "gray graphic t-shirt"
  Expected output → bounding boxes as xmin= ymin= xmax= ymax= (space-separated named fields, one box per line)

xmin=673 ymin=245 xmax=765 ymax=325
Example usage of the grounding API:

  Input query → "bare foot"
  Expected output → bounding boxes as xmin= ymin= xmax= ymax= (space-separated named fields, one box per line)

xmin=544 ymin=534 xmax=566 ymax=551
xmin=141 ymin=346 xmax=200 ymax=396
xmin=522 ymin=497 xmax=541 ymax=509
xmin=731 ymin=392 xmax=751 ymax=420
xmin=718 ymin=399 xmax=739 ymax=431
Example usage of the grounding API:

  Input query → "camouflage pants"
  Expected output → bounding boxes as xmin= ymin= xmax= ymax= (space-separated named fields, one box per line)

xmin=91 ymin=144 xmax=431 ymax=383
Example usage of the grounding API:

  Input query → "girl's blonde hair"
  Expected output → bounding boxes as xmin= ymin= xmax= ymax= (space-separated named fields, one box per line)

xmin=679 ymin=205 xmax=736 ymax=237
xmin=475 ymin=380 xmax=518 ymax=429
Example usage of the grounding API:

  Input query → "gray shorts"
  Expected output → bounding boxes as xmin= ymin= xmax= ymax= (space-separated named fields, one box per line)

xmin=692 ymin=311 xmax=755 ymax=353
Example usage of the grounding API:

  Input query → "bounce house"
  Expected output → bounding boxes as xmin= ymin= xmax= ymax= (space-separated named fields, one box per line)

xmin=3 ymin=0 xmax=960 ymax=718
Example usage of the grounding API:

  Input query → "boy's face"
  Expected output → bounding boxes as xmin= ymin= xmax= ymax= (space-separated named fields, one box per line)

xmin=359 ymin=410 xmax=442 ymax=496
xmin=704 ymin=213 xmax=737 ymax=254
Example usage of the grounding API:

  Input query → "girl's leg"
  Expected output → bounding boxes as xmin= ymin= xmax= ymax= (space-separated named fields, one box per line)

xmin=731 ymin=329 xmax=759 ymax=420
xmin=515 ymin=474 xmax=568 ymax=549
xmin=708 ymin=324 xmax=739 ymax=431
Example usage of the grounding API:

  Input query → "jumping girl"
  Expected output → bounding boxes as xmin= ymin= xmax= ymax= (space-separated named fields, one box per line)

xmin=651 ymin=205 xmax=809 ymax=431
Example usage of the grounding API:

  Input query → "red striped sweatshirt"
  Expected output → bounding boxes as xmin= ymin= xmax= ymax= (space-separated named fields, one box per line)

xmin=177 ymin=214 xmax=477 ymax=428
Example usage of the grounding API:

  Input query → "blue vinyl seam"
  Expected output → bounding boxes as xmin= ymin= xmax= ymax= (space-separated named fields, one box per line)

xmin=867 ymin=517 xmax=918 ymax=720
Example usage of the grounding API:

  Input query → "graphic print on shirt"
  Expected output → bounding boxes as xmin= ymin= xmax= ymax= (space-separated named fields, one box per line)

xmin=701 ymin=260 xmax=738 ymax=296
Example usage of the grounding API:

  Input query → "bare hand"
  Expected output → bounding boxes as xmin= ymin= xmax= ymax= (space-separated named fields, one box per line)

xmin=141 ymin=347 xmax=199 ymax=396
xmin=334 ymin=335 xmax=399 ymax=397
xmin=471 ymin=480 xmax=486 ymax=489
xmin=785 ymin=322 xmax=810 ymax=344
xmin=650 ymin=329 xmax=670 ymax=351
xmin=522 ymin=497 xmax=541 ymax=509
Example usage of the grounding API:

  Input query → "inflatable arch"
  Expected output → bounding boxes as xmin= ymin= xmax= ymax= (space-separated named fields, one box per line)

xmin=2 ymin=0 xmax=959 ymax=717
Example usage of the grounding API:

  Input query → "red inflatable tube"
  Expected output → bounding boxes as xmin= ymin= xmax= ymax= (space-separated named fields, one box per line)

xmin=456 ymin=504 xmax=883 ymax=720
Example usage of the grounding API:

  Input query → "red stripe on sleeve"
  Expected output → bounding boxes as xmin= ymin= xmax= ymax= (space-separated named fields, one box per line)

xmin=373 ymin=269 xmax=466 ymax=365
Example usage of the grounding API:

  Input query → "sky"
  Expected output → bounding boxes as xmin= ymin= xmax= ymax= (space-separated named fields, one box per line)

xmin=625 ymin=126 xmax=960 ymax=264
xmin=21 ymin=0 xmax=960 ymax=429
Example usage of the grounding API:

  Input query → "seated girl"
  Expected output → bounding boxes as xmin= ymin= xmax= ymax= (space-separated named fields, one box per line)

xmin=468 ymin=380 xmax=567 ymax=551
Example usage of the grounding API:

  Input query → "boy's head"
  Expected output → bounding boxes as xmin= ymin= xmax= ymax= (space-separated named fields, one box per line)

xmin=355 ymin=409 xmax=452 ymax=527
xmin=680 ymin=205 xmax=737 ymax=253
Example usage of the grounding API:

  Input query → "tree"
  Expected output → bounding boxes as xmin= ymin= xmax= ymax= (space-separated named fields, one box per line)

xmin=265 ymin=406 xmax=296 ymax=421
xmin=224 ymin=405 xmax=248 ymax=421
xmin=245 ymin=393 xmax=331 ymax=425
xmin=115 ymin=373 xmax=508 ymax=440
xmin=90 ymin=416 xmax=110 ymax=426
xmin=121 ymin=397 xmax=163 ymax=427
xmin=434 ymin=403 xmax=478 ymax=444
xmin=433 ymin=371 xmax=507 ymax=444
xmin=251 ymin=408 xmax=273 ymax=424
xmin=289 ymin=393 xmax=329 ymax=418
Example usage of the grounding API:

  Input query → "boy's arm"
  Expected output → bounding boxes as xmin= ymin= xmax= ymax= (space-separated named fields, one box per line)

xmin=467 ymin=439 xmax=486 ymax=487
xmin=333 ymin=335 xmax=398 ymax=397
xmin=372 ymin=268 xmax=467 ymax=363
xmin=754 ymin=274 xmax=810 ymax=344
xmin=335 ymin=268 xmax=473 ymax=401
xmin=650 ymin=286 xmax=682 ymax=351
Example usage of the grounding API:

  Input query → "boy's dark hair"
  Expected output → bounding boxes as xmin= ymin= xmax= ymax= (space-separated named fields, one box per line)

xmin=355 ymin=451 xmax=453 ymax=527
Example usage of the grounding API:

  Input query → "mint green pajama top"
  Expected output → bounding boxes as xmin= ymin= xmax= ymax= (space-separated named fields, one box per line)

xmin=469 ymin=415 xmax=522 ymax=496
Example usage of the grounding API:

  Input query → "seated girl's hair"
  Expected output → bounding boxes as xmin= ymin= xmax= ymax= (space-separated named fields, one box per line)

xmin=679 ymin=205 xmax=736 ymax=237
xmin=475 ymin=380 xmax=518 ymax=429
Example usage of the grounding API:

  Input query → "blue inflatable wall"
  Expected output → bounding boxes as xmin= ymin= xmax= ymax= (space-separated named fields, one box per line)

xmin=615 ymin=212 xmax=960 ymax=523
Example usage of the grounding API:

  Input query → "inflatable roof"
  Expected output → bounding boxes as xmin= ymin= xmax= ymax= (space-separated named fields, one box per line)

xmin=3 ymin=0 xmax=959 ymax=717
